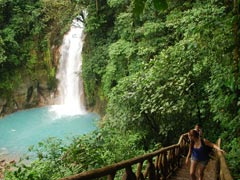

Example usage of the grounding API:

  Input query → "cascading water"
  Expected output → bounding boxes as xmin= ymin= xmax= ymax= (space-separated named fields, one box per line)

xmin=0 ymin=16 xmax=100 ymax=161
xmin=52 ymin=19 xmax=86 ymax=116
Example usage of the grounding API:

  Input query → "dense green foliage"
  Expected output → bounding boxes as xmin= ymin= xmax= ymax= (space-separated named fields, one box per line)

xmin=0 ymin=0 xmax=81 ymax=95
xmin=2 ymin=0 xmax=240 ymax=179
xmin=4 ymin=130 xmax=147 ymax=180
xmin=82 ymin=0 xmax=240 ymax=178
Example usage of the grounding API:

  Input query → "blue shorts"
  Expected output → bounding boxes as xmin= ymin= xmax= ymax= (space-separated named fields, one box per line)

xmin=191 ymin=157 xmax=209 ymax=166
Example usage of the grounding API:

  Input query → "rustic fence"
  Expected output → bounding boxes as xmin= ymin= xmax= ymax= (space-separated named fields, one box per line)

xmin=215 ymin=139 xmax=233 ymax=180
xmin=60 ymin=133 xmax=233 ymax=180
xmin=60 ymin=133 xmax=189 ymax=180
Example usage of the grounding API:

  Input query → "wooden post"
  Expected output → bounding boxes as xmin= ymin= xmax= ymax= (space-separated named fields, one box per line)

xmin=122 ymin=166 xmax=136 ymax=180
xmin=136 ymin=162 xmax=144 ymax=180
xmin=147 ymin=158 xmax=156 ymax=180
xmin=107 ymin=172 xmax=116 ymax=180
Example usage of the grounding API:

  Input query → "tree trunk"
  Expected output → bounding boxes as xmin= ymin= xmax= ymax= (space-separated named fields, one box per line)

xmin=96 ymin=0 xmax=99 ymax=13
xmin=232 ymin=0 xmax=240 ymax=115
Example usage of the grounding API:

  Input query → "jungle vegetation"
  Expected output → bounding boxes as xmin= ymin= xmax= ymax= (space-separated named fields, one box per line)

xmin=1 ymin=0 xmax=239 ymax=179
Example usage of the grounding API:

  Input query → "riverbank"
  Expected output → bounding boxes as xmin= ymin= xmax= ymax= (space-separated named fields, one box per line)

xmin=0 ymin=160 xmax=5 ymax=180
xmin=0 ymin=153 xmax=23 ymax=179
xmin=0 ymin=159 xmax=16 ymax=179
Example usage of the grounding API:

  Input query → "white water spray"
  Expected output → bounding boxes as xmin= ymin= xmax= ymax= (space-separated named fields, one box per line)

xmin=52 ymin=19 xmax=86 ymax=116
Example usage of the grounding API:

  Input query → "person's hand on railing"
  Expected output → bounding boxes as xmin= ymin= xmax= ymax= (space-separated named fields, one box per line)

xmin=205 ymin=139 xmax=226 ymax=154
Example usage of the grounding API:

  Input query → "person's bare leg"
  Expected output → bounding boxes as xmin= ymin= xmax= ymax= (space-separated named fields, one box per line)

xmin=190 ymin=160 xmax=197 ymax=180
xmin=198 ymin=163 xmax=206 ymax=180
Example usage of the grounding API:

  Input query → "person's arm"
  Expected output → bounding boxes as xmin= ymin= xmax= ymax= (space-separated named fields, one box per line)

xmin=185 ymin=142 xmax=192 ymax=165
xmin=204 ymin=139 xmax=225 ymax=153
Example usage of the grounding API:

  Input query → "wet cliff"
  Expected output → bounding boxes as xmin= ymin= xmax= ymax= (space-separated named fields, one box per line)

xmin=0 ymin=1 xmax=82 ymax=117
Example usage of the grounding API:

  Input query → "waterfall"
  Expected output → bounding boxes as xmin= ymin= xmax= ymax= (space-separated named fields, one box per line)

xmin=52 ymin=19 xmax=86 ymax=116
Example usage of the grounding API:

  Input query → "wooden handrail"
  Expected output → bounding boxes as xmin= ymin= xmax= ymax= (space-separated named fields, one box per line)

xmin=215 ymin=139 xmax=233 ymax=180
xmin=60 ymin=133 xmax=189 ymax=180
xmin=60 ymin=134 xmax=233 ymax=180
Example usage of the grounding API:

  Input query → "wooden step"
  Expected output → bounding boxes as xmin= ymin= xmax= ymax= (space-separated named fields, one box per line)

xmin=169 ymin=158 xmax=216 ymax=180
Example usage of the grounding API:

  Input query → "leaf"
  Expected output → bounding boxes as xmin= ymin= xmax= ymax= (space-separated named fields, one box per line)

xmin=153 ymin=0 xmax=168 ymax=11
xmin=133 ymin=0 xmax=145 ymax=15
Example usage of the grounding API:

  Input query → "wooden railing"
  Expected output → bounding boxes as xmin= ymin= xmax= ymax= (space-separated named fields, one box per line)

xmin=215 ymin=139 xmax=233 ymax=180
xmin=60 ymin=134 xmax=233 ymax=180
xmin=60 ymin=133 xmax=189 ymax=180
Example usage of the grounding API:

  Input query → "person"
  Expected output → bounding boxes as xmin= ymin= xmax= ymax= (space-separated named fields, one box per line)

xmin=194 ymin=124 xmax=203 ymax=137
xmin=185 ymin=129 xmax=225 ymax=180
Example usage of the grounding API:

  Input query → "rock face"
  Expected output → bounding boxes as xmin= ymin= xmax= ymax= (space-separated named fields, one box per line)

xmin=0 ymin=43 xmax=60 ymax=118
xmin=0 ymin=74 xmax=56 ymax=117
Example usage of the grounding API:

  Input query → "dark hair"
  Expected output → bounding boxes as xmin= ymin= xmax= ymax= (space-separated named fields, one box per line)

xmin=189 ymin=129 xmax=199 ymax=138
xmin=195 ymin=123 xmax=201 ymax=128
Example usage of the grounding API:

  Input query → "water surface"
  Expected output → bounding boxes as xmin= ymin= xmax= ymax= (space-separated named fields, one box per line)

xmin=0 ymin=106 xmax=99 ymax=160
